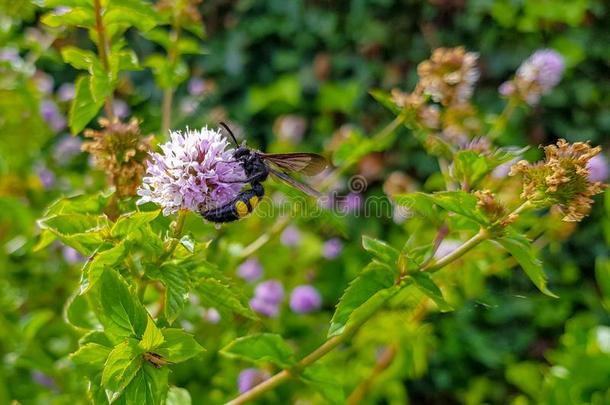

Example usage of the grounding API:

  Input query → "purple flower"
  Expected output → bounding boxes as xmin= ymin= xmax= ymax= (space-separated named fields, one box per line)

xmin=498 ymin=81 xmax=515 ymax=97
xmin=113 ymin=99 xmax=129 ymax=119
xmin=31 ymin=371 xmax=56 ymax=389
xmin=187 ymin=77 xmax=207 ymax=96
xmin=340 ymin=192 xmax=362 ymax=213
xmin=587 ymin=154 xmax=609 ymax=183
xmin=322 ymin=238 xmax=343 ymax=259
xmin=249 ymin=297 xmax=280 ymax=318
xmin=180 ymin=97 xmax=198 ymax=115
xmin=254 ymin=280 xmax=284 ymax=305
xmin=237 ymin=258 xmax=263 ymax=282
xmin=57 ymin=83 xmax=75 ymax=102
xmin=238 ymin=368 xmax=270 ymax=393
xmin=203 ymin=308 xmax=221 ymax=324
xmin=0 ymin=47 xmax=20 ymax=63
xmin=250 ymin=279 xmax=284 ymax=318
xmin=290 ymin=285 xmax=322 ymax=314
xmin=517 ymin=49 xmax=564 ymax=93
xmin=137 ymin=126 xmax=245 ymax=216
xmin=35 ymin=72 xmax=54 ymax=95
xmin=62 ymin=246 xmax=83 ymax=264
xmin=492 ymin=157 xmax=520 ymax=179
xmin=274 ymin=115 xmax=307 ymax=143
xmin=434 ymin=239 xmax=461 ymax=259
xmin=40 ymin=100 xmax=66 ymax=132
xmin=36 ymin=165 xmax=55 ymax=189
xmin=53 ymin=136 xmax=82 ymax=162
xmin=280 ymin=225 xmax=301 ymax=247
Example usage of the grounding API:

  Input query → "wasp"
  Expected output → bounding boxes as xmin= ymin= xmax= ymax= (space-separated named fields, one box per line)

xmin=200 ymin=123 xmax=328 ymax=223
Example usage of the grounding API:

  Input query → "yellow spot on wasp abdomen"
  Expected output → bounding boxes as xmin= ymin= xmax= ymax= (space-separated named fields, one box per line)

xmin=249 ymin=196 xmax=259 ymax=209
xmin=235 ymin=201 xmax=249 ymax=217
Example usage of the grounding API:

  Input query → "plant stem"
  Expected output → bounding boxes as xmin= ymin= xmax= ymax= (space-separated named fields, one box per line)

xmin=161 ymin=27 xmax=181 ymax=136
xmin=487 ymin=97 xmax=518 ymax=141
xmin=346 ymin=344 xmax=397 ymax=405
xmin=159 ymin=209 xmax=188 ymax=263
xmin=237 ymin=216 xmax=290 ymax=259
xmin=93 ymin=0 xmax=115 ymax=120
xmin=225 ymin=223 xmax=495 ymax=405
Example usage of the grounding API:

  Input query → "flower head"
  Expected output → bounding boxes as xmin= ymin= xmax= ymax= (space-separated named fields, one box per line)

xmin=290 ymin=285 xmax=322 ymax=314
xmin=587 ymin=154 xmax=609 ymax=183
xmin=417 ymin=47 xmax=479 ymax=106
xmin=509 ymin=139 xmax=606 ymax=222
xmin=280 ymin=225 xmax=301 ymax=247
xmin=250 ymin=279 xmax=284 ymax=318
xmin=85 ymin=118 xmax=153 ymax=198
xmin=502 ymin=49 xmax=565 ymax=106
xmin=237 ymin=258 xmax=263 ymax=282
xmin=322 ymin=238 xmax=343 ymax=259
xmin=137 ymin=126 xmax=244 ymax=215
xmin=238 ymin=368 xmax=270 ymax=393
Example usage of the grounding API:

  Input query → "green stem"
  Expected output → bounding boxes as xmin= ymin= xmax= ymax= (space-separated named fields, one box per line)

xmin=160 ymin=208 xmax=188 ymax=263
xmin=93 ymin=0 xmax=115 ymax=120
xmin=487 ymin=97 xmax=518 ymax=141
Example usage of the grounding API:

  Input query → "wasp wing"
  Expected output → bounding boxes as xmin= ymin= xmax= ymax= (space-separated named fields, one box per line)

xmin=258 ymin=152 xmax=328 ymax=176
xmin=268 ymin=168 xmax=322 ymax=198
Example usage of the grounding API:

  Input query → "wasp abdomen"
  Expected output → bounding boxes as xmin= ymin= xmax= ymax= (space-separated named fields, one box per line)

xmin=201 ymin=183 xmax=265 ymax=223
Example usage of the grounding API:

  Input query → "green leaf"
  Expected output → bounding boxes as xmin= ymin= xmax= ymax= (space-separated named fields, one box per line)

xmin=452 ymin=150 xmax=492 ymax=188
xmin=70 ymin=75 xmax=104 ymax=134
xmin=138 ymin=318 xmax=164 ymax=351
xmin=156 ymin=329 xmax=204 ymax=363
xmin=105 ymin=0 xmax=159 ymax=32
xmin=409 ymin=272 xmax=453 ymax=312
xmin=220 ymin=333 xmax=296 ymax=368
xmin=369 ymin=89 xmax=400 ymax=115
xmin=93 ymin=268 xmax=149 ymax=341
xmin=398 ymin=191 xmax=489 ymax=226
xmin=90 ymin=63 xmax=114 ymax=104
xmin=595 ymin=257 xmax=610 ymax=310
xmin=197 ymin=278 xmax=257 ymax=320
xmin=147 ymin=263 xmax=189 ymax=323
xmin=38 ymin=212 xmax=109 ymax=255
xmin=71 ymin=342 xmax=112 ymax=370
xmin=102 ymin=338 xmax=143 ymax=402
xmin=329 ymin=261 xmax=398 ymax=337
xmin=362 ymin=236 xmax=399 ymax=265
xmin=144 ymin=54 xmax=188 ymax=89
xmin=121 ymin=363 xmax=169 ymax=405
xmin=496 ymin=234 xmax=557 ymax=297
xmin=41 ymin=6 xmax=94 ymax=28
xmin=110 ymin=50 xmax=141 ymax=73
xmin=111 ymin=210 xmax=160 ymax=238
xmin=300 ymin=363 xmax=344 ymax=404
xmin=61 ymin=47 xmax=100 ymax=71
xmin=43 ymin=192 xmax=111 ymax=216
xmin=64 ymin=289 xmax=99 ymax=330
xmin=166 ymin=386 xmax=191 ymax=405
xmin=81 ymin=242 xmax=127 ymax=294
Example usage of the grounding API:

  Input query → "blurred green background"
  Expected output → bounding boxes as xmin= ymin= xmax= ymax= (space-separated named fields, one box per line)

xmin=1 ymin=0 xmax=609 ymax=404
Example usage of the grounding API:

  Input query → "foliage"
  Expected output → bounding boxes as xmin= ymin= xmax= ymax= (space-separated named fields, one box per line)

xmin=0 ymin=1 xmax=608 ymax=404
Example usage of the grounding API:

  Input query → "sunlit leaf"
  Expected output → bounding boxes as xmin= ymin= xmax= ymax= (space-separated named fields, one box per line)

xmin=221 ymin=333 xmax=296 ymax=368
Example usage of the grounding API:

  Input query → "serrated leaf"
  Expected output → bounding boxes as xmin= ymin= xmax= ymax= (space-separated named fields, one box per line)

xmin=110 ymin=49 xmax=141 ymax=73
xmin=220 ymin=333 xmax=296 ymax=368
xmin=93 ymin=268 xmax=149 ymax=341
xmin=156 ymin=329 xmax=204 ymax=363
xmin=148 ymin=263 xmax=189 ymax=323
xmin=71 ymin=342 xmax=112 ymax=370
xmin=399 ymin=191 xmax=489 ymax=226
xmin=61 ymin=47 xmax=99 ymax=71
xmin=38 ymin=212 xmax=109 ymax=255
xmin=80 ymin=242 xmax=127 ymax=294
xmin=120 ymin=363 xmax=169 ymax=405
xmin=362 ymin=236 xmax=399 ymax=265
xmin=111 ymin=210 xmax=159 ymax=238
xmin=329 ymin=261 xmax=398 ymax=337
xmin=138 ymin=318 xmax=164 ymax=351
xmin=105 ymin=0 xmax=159 ymax=32
xmin=65 ymin=289 xmax=99 ymax=330
xmin=453 ymin=150 xmax=492 ymax=188
xmin=43 ymin=193 xmax=111 ymax=216
xmin=166 ymin=386 xmax=191 ymax=405
xmin=41 ymin=6 xmax=94 ymax=28
xmin=410 ymin=272 xmax=453 ymax=312
xmin=70 ymin=75 xmax=104 ymax=134
xmin=197 ymin=278 xmax=257 ymax=320
xmin=300 ymin=363 xmax=344 ymax=404
xmin=496 ymin=235 xmax=557 ymax=297
xmin=102 ymin=338 xmax=143 ymax=402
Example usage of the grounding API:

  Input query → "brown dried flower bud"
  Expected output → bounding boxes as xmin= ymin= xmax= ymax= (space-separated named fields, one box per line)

xmin=417 ymin=47 xmax=479 ymax=106
xmin=475 ymin=189 xmax=506 ymax=222
xmin=82 ymin=118 xmax=152 ymax=198
xmin=509 ymin=139 xmax=606 ymax=222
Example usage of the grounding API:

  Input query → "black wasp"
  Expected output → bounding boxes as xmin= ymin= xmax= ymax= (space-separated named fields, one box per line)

xmin=200 ymin=123 xmax=329 ymax=223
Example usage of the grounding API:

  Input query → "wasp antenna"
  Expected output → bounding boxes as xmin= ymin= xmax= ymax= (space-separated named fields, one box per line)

xmin=219 ymin=122 xmax=239 ymax=147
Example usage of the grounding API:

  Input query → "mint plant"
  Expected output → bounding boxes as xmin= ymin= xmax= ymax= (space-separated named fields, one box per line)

xmin=3 ymin=2 xmax=604 ymax=404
